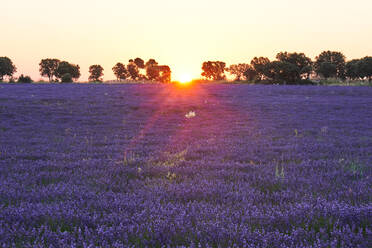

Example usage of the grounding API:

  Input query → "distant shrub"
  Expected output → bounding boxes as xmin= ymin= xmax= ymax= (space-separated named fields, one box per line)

xmin=17 ymin=74 xmax=33 ymax=83
xmin=61 ymin=73 xmax=73 ymax=83
xmin=8 ymin=77 xmax=16 ymax=83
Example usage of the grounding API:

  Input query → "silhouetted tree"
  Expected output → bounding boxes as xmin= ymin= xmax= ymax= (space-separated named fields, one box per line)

xmin=61 ymin=73 xmax=73 ymax=83
xmin=250 ymin=57 xmax=270 ymax=80
xmin=127 ymin=60 xmax=140 ymax=80
xmin=259 ymin=52 xmax=313 ymax=83
xmin=264 ymin=61 xmax=298 ymax=83
xmin=134 ymin=58 xmax=145 ymax=69
xmin=346 ymin=59 xmax=361 ymax=80
xmin=145 ymin=59 xmax=159 ymax=80
xmin=243 ymin=66 xmax=258 ymax=81
xmin=55 ymin=61 xmax=80 ymax=82
xmin=158 ymin=66 xmax=171 ymax=83
xmin=125 ymin=58 xmax=148 ymax=80
xmin=0 ymin=57 xmax=17 ymax=81
xmin=89 ymin=65 xmax=104 ymax=82
xmin=131 ymin=58 xmax=147 ymax=79
xmin=358 ymin=56 xmax=372 ymax=81
xmin=227 ymin=64 xmax=251 ymax=81
xmin=146 ymin=65 xmax=171 ymax=83
xmin=201 ymin=61 xmax=226 ymax=81
xmin=316 ymin=62 xmax=337 ymax=79
xmin=276 ymin=52 xmax=313 ymax=81
xmin=17 ymin=74 xmax=33 ymax=83
xmin=112 ymin=63 xmax=129 ymax=81
xmin=145 ymin=59 xmax=158 ymax=68
xmin=39 ymin=58 xmax=60 ymax=82
xmin=146 ymin=66 xmax=159 ymax=81
xmin=315 ymin=51 xmax=346 ymax=79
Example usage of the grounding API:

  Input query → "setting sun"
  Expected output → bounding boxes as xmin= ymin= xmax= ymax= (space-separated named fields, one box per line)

xmin=178 ymin=74 xmax=193 ymax=84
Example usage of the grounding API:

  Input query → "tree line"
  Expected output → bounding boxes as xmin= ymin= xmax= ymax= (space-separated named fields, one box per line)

xmin=0 ymin=57 xmax=171 ymax=83
xmin=202 ymin=51 xmax=372 ymax=84
xmin=112 ymin=58 xmax=171 ymax=83
xmin=1 ymin=51 xmax=371 ymax=84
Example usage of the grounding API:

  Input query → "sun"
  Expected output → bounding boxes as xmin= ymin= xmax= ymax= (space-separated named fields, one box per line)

xmin=178 ymin=74 xmax=193 ymax=84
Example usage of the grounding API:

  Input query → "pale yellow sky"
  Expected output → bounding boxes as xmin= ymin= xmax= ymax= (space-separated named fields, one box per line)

xmin=2 ymin=0 xmax=372 ymax=81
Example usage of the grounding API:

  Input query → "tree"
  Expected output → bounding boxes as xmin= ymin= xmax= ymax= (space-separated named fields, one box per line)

xmin=17 ymin=74 xmax=33 ymax=83
xmin=265 ymin=61 xmax=298 ymax=83
xmin=201 ymin=61 xmax=226 ymax=81
xmin=89 ymin=65 xmax=104 ymax=82
xmin=345 ymin=59 xmax=361 ymax=80
xmin=227 ymin=64 xmax=251 ymax=81
xmin=132 ymin=58 xmax=147 ymax=79
xmin=276 ymin=52 xmax=313 ymax=80
xmin=127 ymin=61 xmax=140 ymax=80
xmin=315 ymin=51 xmax=346 ymax=79
xmin=146 ymin=66 xmax=159 ymax=81
xmin=61 ymin=73 xmax=73 ymax=83
xmin=0 ymin=57 xmax=17 ymax=81
xmin=243 ymin=66 xmax=258 ymax=81
xmin=250 ymin=57 xmax=270 ymax=80
xmin=145 ymin=59 xmax=159 ymax=80
xmin=158 ymin=66 xmax=171 ymax=83
xmin=39 ymin=59 xmax=60 ymax=82
xmin=134 ymin=58 xmax=145 ymax=69
xmin=55 ymin=61 xmax=80 ymax=82
xmin=317 ymin=62 xmax=337 ymax=79
xmin=358 ymin=56 xmax=372 ymax=81
xmin=146 ymin=65 xmax=171 ymax=83
xmin=145 ymin=59 xmax=158 ymax=68
xmin=112 ymin=63 xmax=129 ymax=81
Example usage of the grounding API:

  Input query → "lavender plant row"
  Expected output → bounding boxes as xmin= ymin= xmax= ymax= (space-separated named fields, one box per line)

xmin=0 ymin=84 xmax=371 ymax=247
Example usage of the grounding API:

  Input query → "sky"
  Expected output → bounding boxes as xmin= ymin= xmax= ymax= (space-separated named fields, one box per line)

xmin=2 ymin=0 xmax=372 ymax=81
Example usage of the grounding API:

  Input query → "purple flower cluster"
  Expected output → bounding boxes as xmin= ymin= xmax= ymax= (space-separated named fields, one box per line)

xmin=0 ymin=84 xmax=371 ymax=247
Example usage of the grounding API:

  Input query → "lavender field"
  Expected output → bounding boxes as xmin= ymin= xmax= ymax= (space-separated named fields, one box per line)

xmin=0 ymin=84 xmax=371 ymax=247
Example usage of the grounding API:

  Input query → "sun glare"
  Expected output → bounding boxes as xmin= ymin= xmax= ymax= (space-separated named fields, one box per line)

xmin=178 ymin=74 xmax=193 ymax=84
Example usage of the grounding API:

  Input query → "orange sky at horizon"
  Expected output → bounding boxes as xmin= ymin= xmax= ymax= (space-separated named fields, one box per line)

xmin=2 ymin=0 xmax=372 ymax=81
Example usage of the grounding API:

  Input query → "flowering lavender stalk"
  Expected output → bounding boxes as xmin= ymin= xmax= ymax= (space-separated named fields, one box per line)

xmin=0 ymin=84 xmax=371 ymax=247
